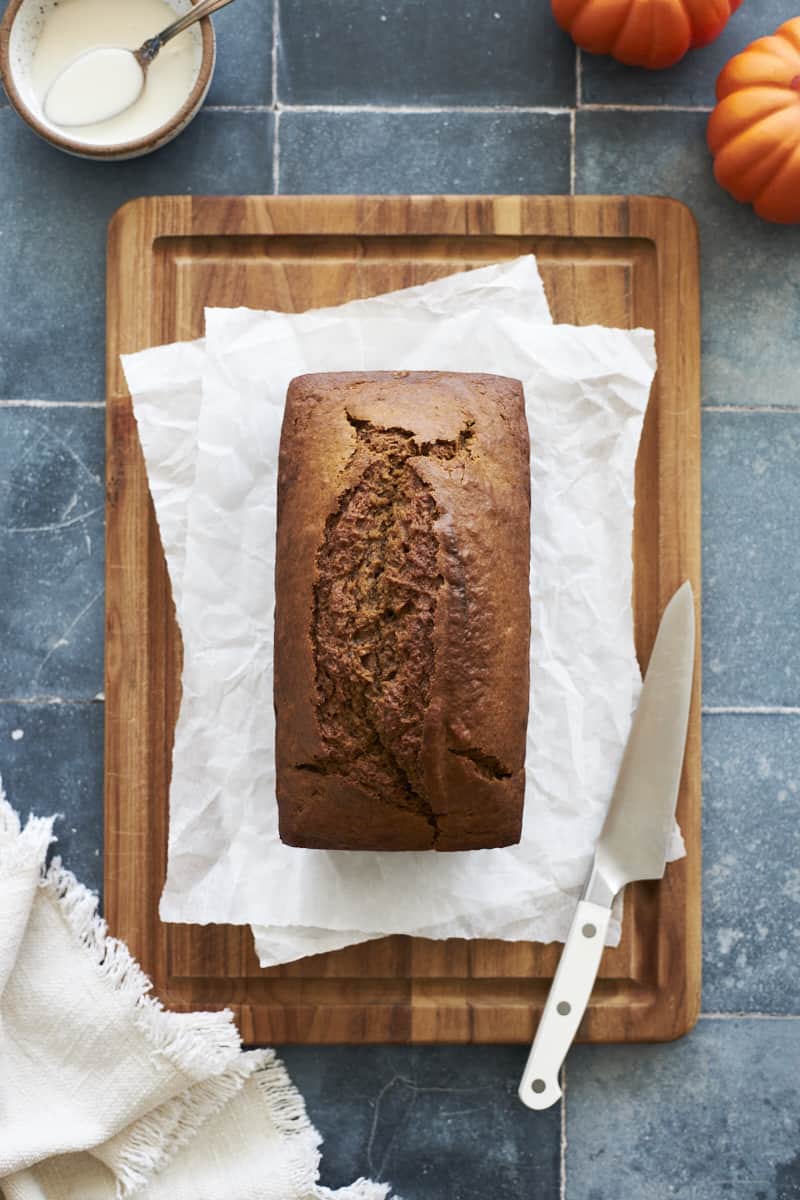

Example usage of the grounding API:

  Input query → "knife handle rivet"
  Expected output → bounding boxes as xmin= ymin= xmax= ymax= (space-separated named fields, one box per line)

xmin=556 ymin=1001 xmax=571 ymax=1016
xmin=531 ymin=1079 xmax=546 ymax=1094
xmin=582 ymin=923 xmax=597 ymax=938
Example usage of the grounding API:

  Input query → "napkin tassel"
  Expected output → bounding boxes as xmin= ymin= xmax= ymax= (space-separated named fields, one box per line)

xmin=110 ymin=1056 xmax=262 ymax=1196
xmin=44 ymin=859 xmax=243 ymax=1078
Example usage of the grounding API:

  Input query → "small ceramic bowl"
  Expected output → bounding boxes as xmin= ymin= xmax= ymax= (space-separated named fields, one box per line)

xmin=0 ymin=0 xmax=215 ymax=161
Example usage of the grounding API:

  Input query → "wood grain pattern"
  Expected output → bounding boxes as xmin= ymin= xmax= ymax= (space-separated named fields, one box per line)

xmin=105 ymin=195 xmax=702 ymax=1044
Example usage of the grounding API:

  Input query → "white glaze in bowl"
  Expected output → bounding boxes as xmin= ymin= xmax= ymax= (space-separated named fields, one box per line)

xmin=0 ymin=0 xmax=215 ymax=160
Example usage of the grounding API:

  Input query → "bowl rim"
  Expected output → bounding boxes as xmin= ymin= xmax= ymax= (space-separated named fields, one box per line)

xmin=0 ymin=0 xmax=215 ymax=159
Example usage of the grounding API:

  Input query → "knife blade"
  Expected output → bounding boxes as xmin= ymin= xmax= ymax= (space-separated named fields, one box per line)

xmin=518 ymin=581 xmax=695 ymax=1111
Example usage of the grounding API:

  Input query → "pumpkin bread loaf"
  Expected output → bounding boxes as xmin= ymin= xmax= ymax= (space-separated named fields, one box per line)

xmin=274 ymin=370 xmax=531 ymax=852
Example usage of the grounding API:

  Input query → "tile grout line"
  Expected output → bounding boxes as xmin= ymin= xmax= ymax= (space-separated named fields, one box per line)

xmin=0 ymin=400 xmax=105 ymax=408
xmin=203 ymin=101 xmax=711 ymax=115
xmin=0 ymin=697 xmax=104 ymax=705
xmin=559 ymin=1065 xmax=567 ymax=1200
xmin=704 ymin=405 xmax=800 ymax=414
xmin=569 ymin=109 xmax=576 ymax=196
xmin=700 ymin=1012 xmax=800 ymax=1021
xmin=271 ymin=0 xmax=281 ymax=192
xmin=271 ymin=0 xmax=279 ymax=109
xmin=273 ymin=110 xmax=281 ymax=194
xmin=274 ymin=103 xmax=574 ymax=115
xmin=571 ymin=45 xmax=580 ymax=198
xmin=703 ymin=706 xmax=800 ymax=715
xmin=581 ymin=102 xmax=713 ymax=112
xmin=204 ymin=105 xmax=275 ymax=112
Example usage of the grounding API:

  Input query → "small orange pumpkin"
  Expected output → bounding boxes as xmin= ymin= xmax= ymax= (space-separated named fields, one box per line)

xmin=708 ymin=18 xmax=800 ymax=223
xmin=552 ymin=0 xmax=744 ymax=69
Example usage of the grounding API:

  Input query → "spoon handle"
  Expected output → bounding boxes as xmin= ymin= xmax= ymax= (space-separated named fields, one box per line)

xmin=145 ymin=0 xmax=239 ymax=58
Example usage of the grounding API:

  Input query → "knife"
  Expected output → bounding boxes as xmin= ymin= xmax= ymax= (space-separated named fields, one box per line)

xmin=518 ymin=580 xmax=695 ymax=1111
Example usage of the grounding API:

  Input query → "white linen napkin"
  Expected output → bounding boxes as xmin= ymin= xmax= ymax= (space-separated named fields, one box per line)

xmin=122 ymin=257 xmax=683 ymax=968
xmin=0 ymin=793 xmax=394 ymax=1200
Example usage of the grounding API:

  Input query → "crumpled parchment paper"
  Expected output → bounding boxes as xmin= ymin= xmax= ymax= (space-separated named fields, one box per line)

xmin=122 ymin=256 xmax=683 ymax=968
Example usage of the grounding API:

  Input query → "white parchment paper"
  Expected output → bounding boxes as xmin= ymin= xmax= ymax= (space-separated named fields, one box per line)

xmin=122 ymin=257 xmax=684 ymax=968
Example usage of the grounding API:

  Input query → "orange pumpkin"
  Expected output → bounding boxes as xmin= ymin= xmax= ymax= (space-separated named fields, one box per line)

xmin=552 ymin=0 xmax=744 ymax=69
xmin=708 ymin=18 xmax=800 ymax=223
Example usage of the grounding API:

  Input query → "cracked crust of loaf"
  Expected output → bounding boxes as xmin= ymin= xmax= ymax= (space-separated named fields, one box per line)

xmin=274 ymin=370 xmax=531 ymax=852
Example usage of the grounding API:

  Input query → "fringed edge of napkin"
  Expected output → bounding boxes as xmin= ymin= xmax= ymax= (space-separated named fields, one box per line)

xmin=34 ymin=846 xmax=330 ymax=1197
xmin=105 ymin=1048 xmax=325 ymax=1196
xmin=252 ymin=1052 xmax=324 ymax=1196
xmin=40 ymin=860 xmax=254 ymax=1194
xmin=105 ymin=1057 xmax=259 ymax=1196
xmin=107 ymin=1051 xmax=326 ymax=1197
xmin=0 ymin=792 xmax=397 ymax=1200
xmin=43 ymin=859 xmax=242 ymax=1079
xmin=0 ymin=793 xmax=55 ymax=880
xmin=318 ymin=1182 xmax=396 ymax=1199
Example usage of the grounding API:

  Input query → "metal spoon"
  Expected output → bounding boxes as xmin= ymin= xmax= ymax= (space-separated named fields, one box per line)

xmin=44 ymin=0 xmax=238 ymax=129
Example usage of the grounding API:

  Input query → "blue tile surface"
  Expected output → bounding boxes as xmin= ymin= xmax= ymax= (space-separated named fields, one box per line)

xmin=703 ymin=413 xmax=800 ymax=706
xmin=566 ymin=1019 xmax=800 ymax=1200
xmin=281 ymin=1045 xmax=560 ymax=1199
xmin=0 ymin=701 xmax=104 ymax=898
xmin=703 ymin=714 xmax=800 ymax=1014
xmin=0 ymin=405 xmax=104 ymax=699
xmin=278 ymin=0 xmax=576 ymax=107
xmin=580 ymin=0 xmax=789 ymax=106
xmin=0 ymin=109 xmax=273 ymax=401
xmin=576 ymin=110 xmax=800 ymax=409
xmin=1 ymin=5 xmax=800 ymax=1198
xmin=279 ymin=110 xmax=571 ymax=194
xmin=207 ymin=0 xmax=274 ymax=107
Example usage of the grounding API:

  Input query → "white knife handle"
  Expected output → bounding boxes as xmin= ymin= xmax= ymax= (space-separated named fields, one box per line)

xmin=518 ymin=899 xmax=612 ymax=1110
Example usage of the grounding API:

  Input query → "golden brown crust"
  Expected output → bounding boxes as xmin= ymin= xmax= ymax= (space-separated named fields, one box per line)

xmin=275 ymin=371 xmax=530 ymax=851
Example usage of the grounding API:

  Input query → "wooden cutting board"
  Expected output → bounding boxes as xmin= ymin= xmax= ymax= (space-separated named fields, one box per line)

xmin=105 ymin=195 xmax=701 ymax=1044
